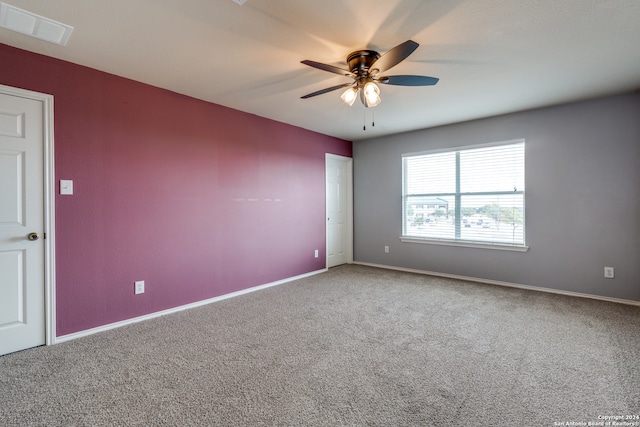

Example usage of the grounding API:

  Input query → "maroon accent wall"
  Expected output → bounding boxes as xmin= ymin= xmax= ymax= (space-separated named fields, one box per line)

xmin=0 ymin=43 xmax=351 ymax=336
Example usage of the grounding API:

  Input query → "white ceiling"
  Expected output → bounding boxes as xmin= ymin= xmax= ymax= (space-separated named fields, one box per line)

xmin=2 ymin=0 xmax=640 ymax=141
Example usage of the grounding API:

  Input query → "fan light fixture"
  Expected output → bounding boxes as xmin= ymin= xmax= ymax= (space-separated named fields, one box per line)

xmin=363 ymin=81 xmax=381 ymax=107
xmin=340 ymin=87 xmax=358 ymax=106
xmin=341 ymin=82 xmax=381 ymax=107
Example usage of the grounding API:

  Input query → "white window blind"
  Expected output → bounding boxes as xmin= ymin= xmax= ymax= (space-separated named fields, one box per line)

xmin=402 ymin=140 xmax=525 ymax=248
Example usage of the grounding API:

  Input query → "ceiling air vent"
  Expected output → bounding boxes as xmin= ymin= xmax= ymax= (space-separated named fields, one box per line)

xmin=0 ymin=2 xmax=73 ymax=46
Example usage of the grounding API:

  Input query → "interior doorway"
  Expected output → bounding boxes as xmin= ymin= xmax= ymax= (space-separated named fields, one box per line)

xmin=325 ymin=154 xmax=353 ymax=268
xmin=0 ymin=84 xmax=55 ymax=355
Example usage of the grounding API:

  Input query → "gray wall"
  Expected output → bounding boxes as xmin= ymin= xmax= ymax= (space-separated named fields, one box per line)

xmin=353 ymin=91 xmax=640 ymax=301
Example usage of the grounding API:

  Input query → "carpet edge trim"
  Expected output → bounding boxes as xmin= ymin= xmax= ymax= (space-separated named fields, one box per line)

xmin=54 ymin=268 xmax=328 ymax=344
xmin=352 ymin=262 xmax=640 ymax=306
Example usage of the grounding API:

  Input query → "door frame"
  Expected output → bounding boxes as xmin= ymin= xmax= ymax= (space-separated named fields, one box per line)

xmin=325 ymin=153 xmax=353 ymax=266
xmin=1 ymin=84 xmax=56 ymax=346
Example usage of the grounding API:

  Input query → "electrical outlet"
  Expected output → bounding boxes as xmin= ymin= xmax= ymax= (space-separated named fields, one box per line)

xmin=604 ymin=267 xmax=614 ymax=279
xmin=134 ymin=280 xmax=145 ymax=294
xmin=384 ymin=246 xmax=389 ymax=253
xmin=314 ymin=249 xmax=319 ymax=258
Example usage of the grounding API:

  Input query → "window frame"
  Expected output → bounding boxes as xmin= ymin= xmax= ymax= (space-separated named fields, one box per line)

xmin=401 ymin=139 xmax=528 ymax=252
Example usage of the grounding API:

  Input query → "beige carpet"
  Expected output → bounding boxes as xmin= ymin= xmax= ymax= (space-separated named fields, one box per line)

xmin=1 ymin=265 xmax=639 ymax=426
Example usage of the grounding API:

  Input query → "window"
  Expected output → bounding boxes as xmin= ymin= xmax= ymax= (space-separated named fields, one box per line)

xmin=402 ymin=140 xmax=526 ymax=250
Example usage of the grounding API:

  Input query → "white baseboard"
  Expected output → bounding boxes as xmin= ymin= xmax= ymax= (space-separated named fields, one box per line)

xmin=55 ymin=268 xmax=328 ymax=344
xmin=353 ymin=262 xmax=640 ymax=307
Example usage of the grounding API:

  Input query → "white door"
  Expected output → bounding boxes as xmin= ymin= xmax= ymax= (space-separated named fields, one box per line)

xmin=326 ymin=154 xmax=352 ymax=268
xmin=0 ymin=91 xmax=46 ymax=356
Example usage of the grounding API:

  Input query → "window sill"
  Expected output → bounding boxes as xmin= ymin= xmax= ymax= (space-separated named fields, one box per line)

xmin=400 ymin=236 xmax=529 ymax=252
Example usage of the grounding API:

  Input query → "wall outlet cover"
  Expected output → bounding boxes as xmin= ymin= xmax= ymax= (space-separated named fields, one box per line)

xmin=134 ymin=280 xmax=145 ymax=294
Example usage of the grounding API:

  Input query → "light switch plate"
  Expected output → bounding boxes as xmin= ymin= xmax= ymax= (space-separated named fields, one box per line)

xmin=60 ymin=179 xmax=73 ymax=195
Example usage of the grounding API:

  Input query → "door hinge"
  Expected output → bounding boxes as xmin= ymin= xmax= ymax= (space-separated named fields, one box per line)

xmin=43 ymin=232 xmax=46 ymax=239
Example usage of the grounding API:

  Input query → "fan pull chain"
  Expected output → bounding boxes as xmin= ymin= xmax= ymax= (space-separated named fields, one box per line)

xmin=362 ymin=110 xmax=377 ymax=131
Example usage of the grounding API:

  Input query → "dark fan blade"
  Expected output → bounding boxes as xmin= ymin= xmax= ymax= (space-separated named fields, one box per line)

xmin=301 ymin=82 xmax=354 ymax=99
xmin=369 ymin=40 xmax=419 ymax=75
xmin=377 ymin=75 xmax=439 ymax=86
xmin=301 ymin=60 xmax=354 ymax=77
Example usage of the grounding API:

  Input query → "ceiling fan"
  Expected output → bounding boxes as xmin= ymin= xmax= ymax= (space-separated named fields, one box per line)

xmin=300 ymin=40 xmax=439 ymax=108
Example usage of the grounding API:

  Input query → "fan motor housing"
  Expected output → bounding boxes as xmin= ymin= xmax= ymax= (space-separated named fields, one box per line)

xmin=347 ymin=50 xmax=381 ymax=76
